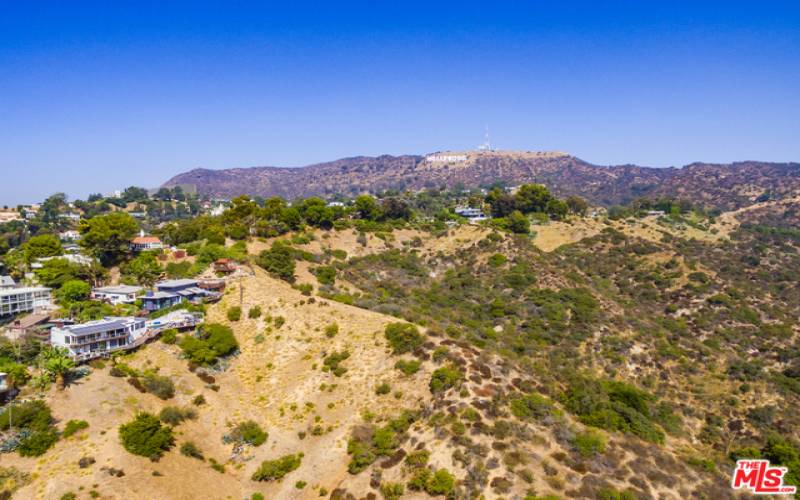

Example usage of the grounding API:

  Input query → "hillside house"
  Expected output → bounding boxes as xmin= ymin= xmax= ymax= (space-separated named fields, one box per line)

xmin=141 ymin=279 xmax=214 ymax=312
xmin=213 ymin=258 xmax=237 ymax=274
xmin=130 ymin=230 xmax=164 ymax=252
xmin=50 ymin=316 xmax=147 ymax=361
xmin=91 ymin=285 xmax=143 ymax=305
xmin=454 ymin=206 xmax=488 ymax=223
xmin=0 ymin=276 xmax=15 ymax=290
xmin=59 ymin=230 xmax=81 ymax=241
xmin=6 ymin=312 xmax=51 ymax=340
xmin=0 ymin=287 xmax=52 ymax=317
xmin=31 ymin=254 xmax=95 ymax=269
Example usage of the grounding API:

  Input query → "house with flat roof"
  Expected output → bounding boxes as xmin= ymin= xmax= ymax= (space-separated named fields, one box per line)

xmin=0 ymin=287 xmax=52 ymax=317
xmin=50 ymin=316 xmax=147 ymax=361
xmin=454 ymin=206 xmax=488 ymax=223
xmin=91 ymin=285 xmax=144 ymax=305
xmin=141 ymin=279 xmax=215 ymax=312
xmin=0 ymin=276 xmax=15 ymax=290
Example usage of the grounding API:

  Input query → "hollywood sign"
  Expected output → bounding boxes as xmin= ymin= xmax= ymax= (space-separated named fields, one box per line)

xmin=426 ymin=155 xmax=467 ymax=163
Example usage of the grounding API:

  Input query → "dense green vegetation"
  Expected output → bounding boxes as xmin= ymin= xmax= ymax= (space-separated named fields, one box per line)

xmin=118 ymin=413 xmax=175 ymax=460
xmin=179 ymin=323 xmax=239 ymax=365
xmin=251 ymin=454 xmax=303 ymax=481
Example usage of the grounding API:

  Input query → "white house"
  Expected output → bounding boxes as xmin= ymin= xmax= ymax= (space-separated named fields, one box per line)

xmin=0 ymin=287 xmax=52 ymax=317
xmin=31 ymin=254 xmax=95 ymax=270
xmin=50 ymin=316 xmax=147 ymax=361
xmin=91 ymin=285 xmax=143 ymax=305
xmin=454 ymin=206 xmax=488 ymax=223
xmin=59 ymin=230 xmax=81 ymax=241
xmin=0 ymin=276 xmax=15 ymax=290
xmin=130 ymin=230 xmax=163 ymax=252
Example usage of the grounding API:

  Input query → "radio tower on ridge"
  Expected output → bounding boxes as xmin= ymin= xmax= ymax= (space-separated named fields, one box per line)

xmin=478 ymin=125 xmax=492 ymax=151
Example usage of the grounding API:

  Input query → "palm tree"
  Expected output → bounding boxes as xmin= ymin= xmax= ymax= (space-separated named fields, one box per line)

xmin=40 ymin=346 xmax=75 ymax=390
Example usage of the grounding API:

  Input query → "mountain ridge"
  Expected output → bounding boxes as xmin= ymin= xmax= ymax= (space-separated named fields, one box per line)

xmin=163 ymin=151 xmax=800 ymax=210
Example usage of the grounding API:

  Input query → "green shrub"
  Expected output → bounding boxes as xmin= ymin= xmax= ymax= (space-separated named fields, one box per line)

xmin=510 ymin=393 xmax=560 ymax=421
xmin=231 ymin=420 xmax=268 ymax=447
xmin=562 ymin=376 xmax=675 ymax=444
xmin=251 ymin=453 xmax=303 ymax=481
xmin=160 ymin=328 xmax=178 ymax=344
xmin=142 ymin=373 xmax=175 ymax=400
xmin=62 ymin=419 xmax=89 ymax=438
xmin=18 ymin=430 xmax=59 ymax=457
xmin=180 ymin=441 xmax=204 ymax=460
xmin=425 ymin=468 xmax=456 ymax=495
xmin=119 ymin=413 xmax=175 ymax=460
xmin=429 ymin=365 xmax=463 ymax=393
xmin=248 ymin=306 xmax=262 ymax=319
xmin=0 ymin=400 xmax=52 ymax=432
xmin=180 ymin=323 xmax=239 ymax=365
xmin=324 ymin=323 xmax=339 ymax=338
xmin=488 ymin=253 xmax=508 ymax=267
xmin=375 ymin=382 xmax=391 ymax=395
xmin=408 ymin=468 xmax=456 ymax=495
xmin=384 ymin=323 xmax=424 ymax=354
xmin=227 ymin=306 xmax=242 ymax=321
xmin=394 ymin=359 xmax=421 ymax=375
xmin=571 ymin=429 xmax=607 ymax=457
xmin=380 ymin=482 xmax=405 ymax=500
xmin=313 ymin=266 xmax=337 ymax=285
xmin=159 ymin=406 xmax=196 ymax=425
xmin=405 ymin=449 xmax=430 ymax=467
xmin=323 ymin=351 xmax=350 ymax=377
xmin=257 ymin=243 xmax=296 ymax=282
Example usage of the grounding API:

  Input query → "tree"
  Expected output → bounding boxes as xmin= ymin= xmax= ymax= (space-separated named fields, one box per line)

xmin=119 ymin=412 xmax=175 ymax=460
xmin=546 ymin=198 xmax=569 ymax=220
xmin=514 ymin=184 xmax=552 ymax=213
xmin=79 ymin=212 xmax=138 ymax=265
xmin=485 ymin=188 xmax=516 ymax=217
xmin=381 ymin=198 xmax=412 ymax=221
xmin=384 ymin=323 xmax=424 ymax=354
xmin=121 ymin=186 xmax=149 ymax=203
xmin=566 ymin=195 xmax=589 ymax=216
xmin=40 ymin=193 xmax=68 ymax=226
xmin=57 ymin=279 xmax=91 ymax=306
xmin=354 ymin=195 xmax=382 ymax=221
xmin=121 ymin=252 xmax=162 ymax=287
xmin=257 ymin=242 xmax=296 ymax=282
xmin=506 ymin=210 xmax=530 ymax=234
xmin=275 ymin=206 xmax=300 ymax=231
xmin=23 ymin=234 xmax=63 ymax=264
xmin=40 ymin=346 xmax=75 ymax=390
xmin=34 ymin=258 xmax=81 ymax=288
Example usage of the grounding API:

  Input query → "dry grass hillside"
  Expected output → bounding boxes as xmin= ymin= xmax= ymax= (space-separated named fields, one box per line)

xmin=7 ymin=202 xmax=798 ymax=499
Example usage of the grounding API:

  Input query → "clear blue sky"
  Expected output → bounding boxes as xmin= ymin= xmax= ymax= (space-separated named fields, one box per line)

xmin=1 ymin=1 xmax=798 ymax=205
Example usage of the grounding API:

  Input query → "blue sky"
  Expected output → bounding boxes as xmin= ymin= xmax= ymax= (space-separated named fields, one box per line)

xmin=1 ymin=1 xmax=798 ymax=205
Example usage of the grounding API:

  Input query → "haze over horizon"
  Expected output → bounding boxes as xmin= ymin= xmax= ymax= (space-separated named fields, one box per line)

xmin=1 ymin=1 xmax=799 ymax=205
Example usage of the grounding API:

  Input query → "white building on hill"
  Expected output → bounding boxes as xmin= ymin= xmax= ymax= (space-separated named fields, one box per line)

xmin=50 ymin=316 xmax=147 ymax=361
xmin=0 ymin=287 xmax=52 ymax=317
xmin=91 ymin=285 xmax=144 ymax=305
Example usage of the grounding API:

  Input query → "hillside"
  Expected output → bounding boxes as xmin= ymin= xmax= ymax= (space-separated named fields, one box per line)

xmin=4 ymin=198 xmax=800 ymax=499
xmin=163 ymin=151 xmax=800 ymax=210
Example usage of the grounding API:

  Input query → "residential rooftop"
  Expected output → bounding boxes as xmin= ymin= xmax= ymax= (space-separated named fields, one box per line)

xmin=93 ymin=285 xmax=144 ymax=294
xmin=58 ymin=316 xmax=143 ymax=336
xmin=0 ymin=286 xmax=50 ymax=296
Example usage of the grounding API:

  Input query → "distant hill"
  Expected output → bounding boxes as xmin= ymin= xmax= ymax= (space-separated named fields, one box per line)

xmin=162 ymin=150 xmax=800 ymax=209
